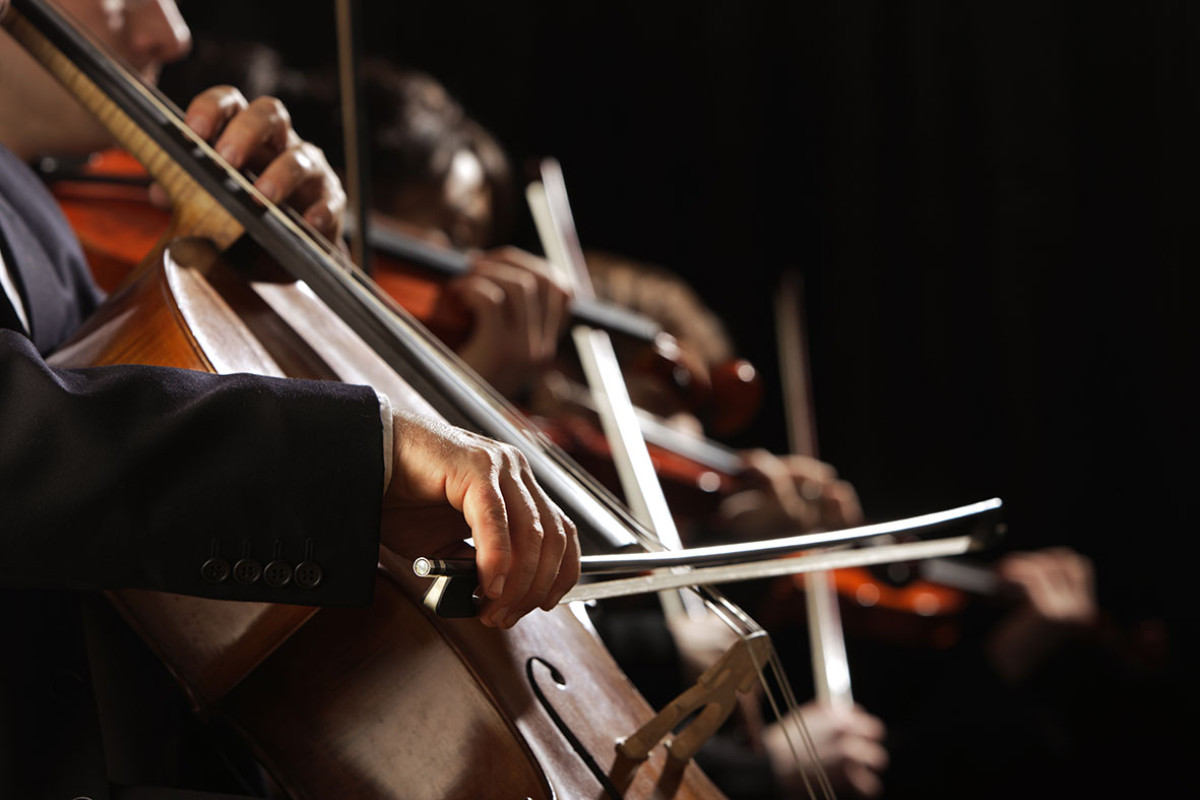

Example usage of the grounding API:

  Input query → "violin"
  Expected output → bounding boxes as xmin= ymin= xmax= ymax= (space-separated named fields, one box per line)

xmin=39 ymin=147 xmax=167 ymax=292
xmin=762 ymin=549 xmax=997 ymax=650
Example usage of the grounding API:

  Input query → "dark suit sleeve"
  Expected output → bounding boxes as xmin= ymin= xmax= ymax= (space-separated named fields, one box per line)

xmin=0 ymin=330 xmax=384 ymax=606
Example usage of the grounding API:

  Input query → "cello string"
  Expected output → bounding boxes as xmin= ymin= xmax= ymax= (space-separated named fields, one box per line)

xmin=703 ymin=588 xmax=832 ymax=799
xmin=744 ymin=610 xmax=837 ymax=800
xmin=774 ymin=651 xmax=837 ymax=800
xmin=701 ymin=603 xmax=826 ymax=798
xmin=744 ymin=635 xmax=836 ymax=800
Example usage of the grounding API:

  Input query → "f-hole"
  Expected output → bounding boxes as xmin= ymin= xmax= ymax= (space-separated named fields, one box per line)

xmin=527 ymin=657 xmax=623 ymax=800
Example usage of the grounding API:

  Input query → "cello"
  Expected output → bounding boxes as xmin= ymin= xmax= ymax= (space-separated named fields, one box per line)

xmin=0 ymin=2 xmax=839 ymax=798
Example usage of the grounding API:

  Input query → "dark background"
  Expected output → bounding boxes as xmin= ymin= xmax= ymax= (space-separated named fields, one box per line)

xmin=166 ymin=0 xmax=1195 ymax=790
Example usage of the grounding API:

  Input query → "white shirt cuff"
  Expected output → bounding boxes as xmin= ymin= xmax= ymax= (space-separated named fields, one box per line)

xmin=377 ymin=390 xmax=393 ymax=495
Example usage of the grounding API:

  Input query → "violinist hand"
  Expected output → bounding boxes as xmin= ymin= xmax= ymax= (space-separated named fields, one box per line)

xmin=985 ymin=547 xmax=1098 ymax=684
xmin=448 ymin=247 xmax=572 ymax=397
xmin=717 ymin=450 xmax=863 ymax=538
xmin=379 ymin=410 xmax=581 ymax=629
xmin=764 ymin=701 xmax=888 ymax=799
xmin=151 ymin=86 xmax=346 ymax=241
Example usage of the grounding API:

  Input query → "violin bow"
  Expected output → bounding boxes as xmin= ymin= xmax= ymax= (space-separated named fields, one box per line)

xmin=775 ymin=268 xmax=854 ymax=711
xmin=334 ymin=0 xmax=372 ymax=273
xmin=526 ymin=159 xmax=705 ymax=621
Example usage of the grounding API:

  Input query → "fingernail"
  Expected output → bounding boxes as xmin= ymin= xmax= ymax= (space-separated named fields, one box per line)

xmin=257 ymin=178 xmax=280 ymax=203
xmin=185 ymin=113 xmax=213 ymax=140
xmin=487 ymin=574 xmax=505 ymax=599
xmin=217 ymin=143 xmax=239 ymax=166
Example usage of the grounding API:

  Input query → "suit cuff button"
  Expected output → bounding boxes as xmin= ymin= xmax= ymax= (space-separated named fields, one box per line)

xmin=201 ymin=557 xmax=230 ymax=584
xmin=234 ymin=558 xmax=263 ymax=584
xmin=294 ymin=561 xmax=323 ymax=589
xmin=263 ymin=560 xmax=293 ymax=588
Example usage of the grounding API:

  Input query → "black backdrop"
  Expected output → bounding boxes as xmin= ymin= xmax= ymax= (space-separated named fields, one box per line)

xmin=167 ymin=0 xmax=1195 ymax=763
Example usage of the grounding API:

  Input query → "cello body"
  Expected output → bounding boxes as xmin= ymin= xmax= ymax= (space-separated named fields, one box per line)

xmin=49 ymin=235 xmax=725 ymax=799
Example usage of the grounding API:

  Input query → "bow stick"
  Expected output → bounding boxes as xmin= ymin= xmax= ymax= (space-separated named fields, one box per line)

xmin=526 ymin=158 xmax=705 ymax=619
xmin=775 ymin=268 xmax=854 ymax=710
xmin=334 ymin=0 xmax=372 ymax=273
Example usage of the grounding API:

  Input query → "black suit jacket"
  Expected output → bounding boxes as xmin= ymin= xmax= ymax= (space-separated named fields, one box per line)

xmin=0 ymin=144 xmax=386 ymax=797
